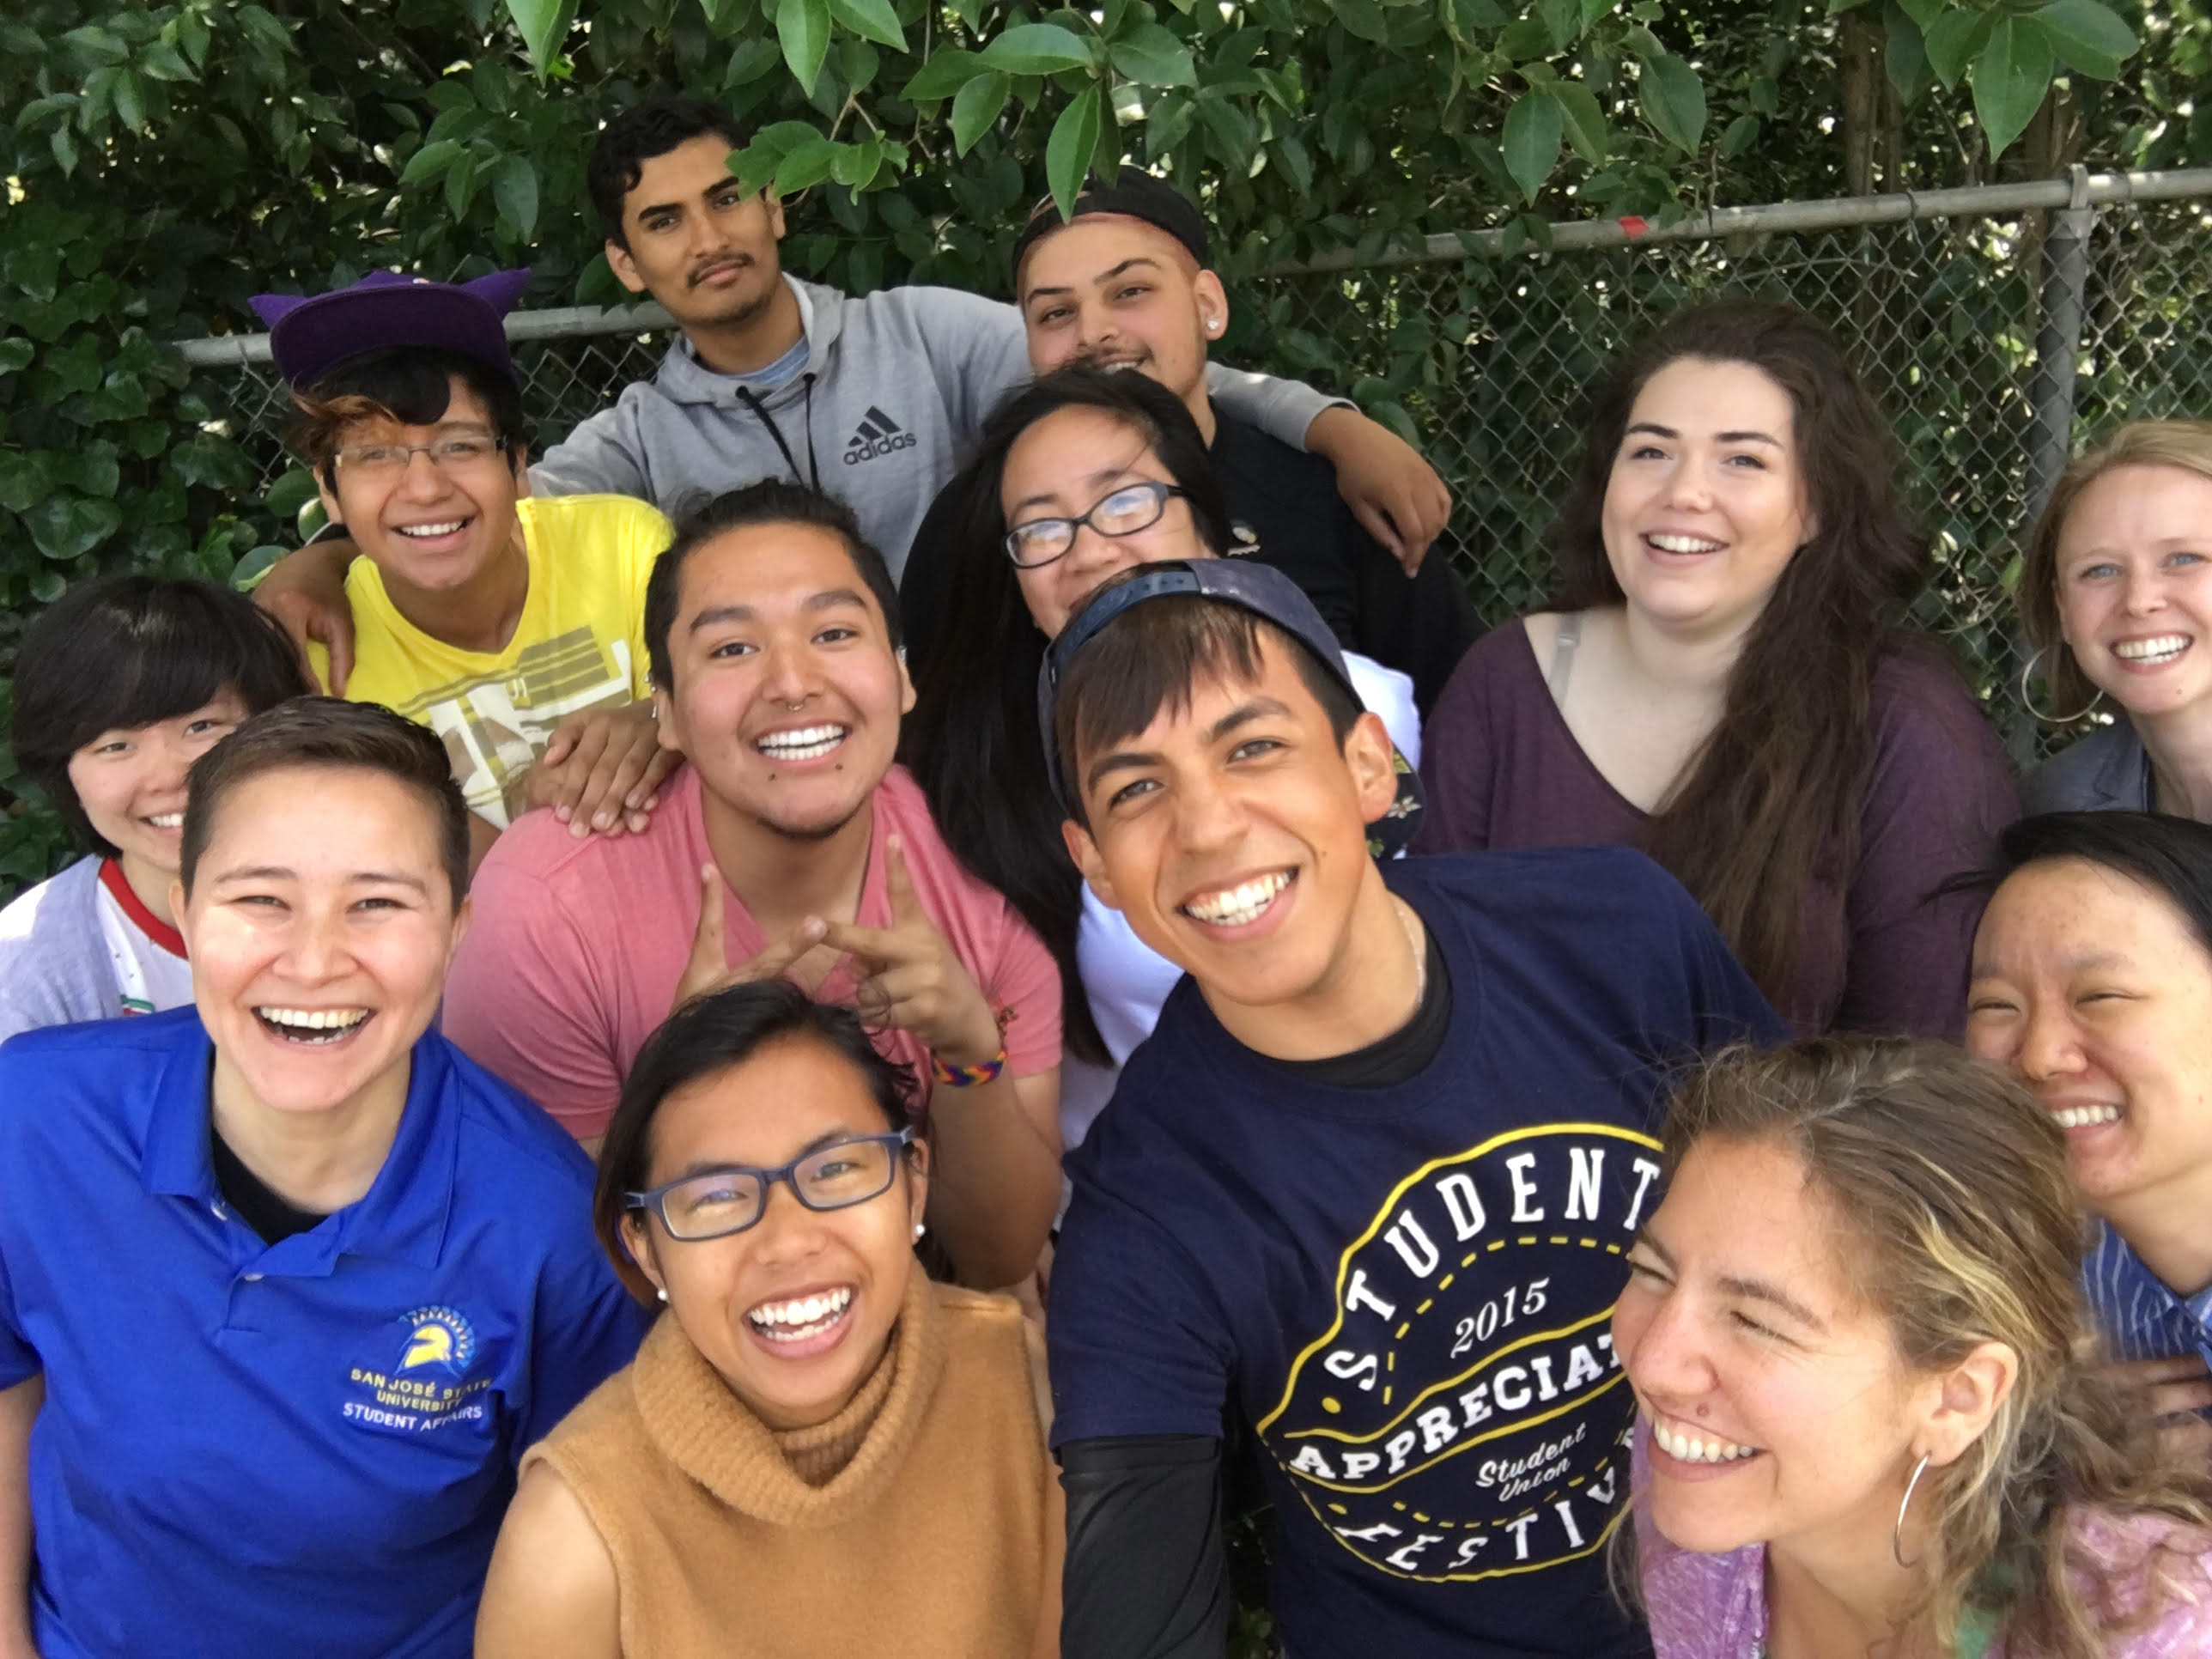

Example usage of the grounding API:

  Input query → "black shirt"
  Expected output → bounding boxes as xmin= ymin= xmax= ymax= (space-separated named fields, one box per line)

xmin=210 ymin=1126 xmax=330 ymax=1245
xmin=898 ymin=410 xmax=1480 ymax=712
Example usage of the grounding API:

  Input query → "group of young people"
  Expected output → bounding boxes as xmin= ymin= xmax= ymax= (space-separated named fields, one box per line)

xmin=3 ymin=87 xmax=2212 ymax=1659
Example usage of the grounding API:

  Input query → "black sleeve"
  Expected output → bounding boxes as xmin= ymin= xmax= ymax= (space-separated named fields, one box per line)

xmin=898 ymin=482 xmax=963 ymax=688
xmin=1059 ymin=1435 xmax=1231 ymax=1659
xmin=1351 ymin=511 xmax=1483 ymax=716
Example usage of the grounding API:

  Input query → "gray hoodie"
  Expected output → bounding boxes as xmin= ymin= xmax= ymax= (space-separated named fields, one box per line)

xmin=529 ymin=276 xmax=1344 ymax=577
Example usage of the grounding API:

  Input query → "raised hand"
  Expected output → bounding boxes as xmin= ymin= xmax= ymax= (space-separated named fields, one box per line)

xmin=2106 ymin=1353 xmax=2212 ymax=1464
xmin=816 ymin=835 xmax=1001 ymax=1066
xmin=670 ymin=864 xmax=825 ymax=1012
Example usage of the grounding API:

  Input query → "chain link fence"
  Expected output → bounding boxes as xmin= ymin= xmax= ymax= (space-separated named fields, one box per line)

xmin=179 ymin=167 xmax=2212 ymax=760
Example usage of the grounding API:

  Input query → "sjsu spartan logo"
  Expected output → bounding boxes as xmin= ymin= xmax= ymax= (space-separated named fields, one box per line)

xmin=1258 ymin=1123 xmax=1663 ymax=1583
xmin=342 ymin=1306 xmax=493 ymax=1435
xmin=398 ymin=1305 xmax=477 ymax=1374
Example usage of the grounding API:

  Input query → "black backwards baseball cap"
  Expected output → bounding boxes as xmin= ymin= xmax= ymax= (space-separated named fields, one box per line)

xmin=1036 ymin=560 xmax=1425 ymax=854
xmin=1012 ymin=170 xmax=1211 ymax=282
xmin=250 ymin=268 xmax=534 ymax=391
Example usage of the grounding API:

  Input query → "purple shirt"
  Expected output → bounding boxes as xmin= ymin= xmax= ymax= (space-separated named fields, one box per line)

xmin=1638 ymin=1474 xmax=2212 ymax=1656
xmin=1413 ymin=618 xmax=2020 ymax=1038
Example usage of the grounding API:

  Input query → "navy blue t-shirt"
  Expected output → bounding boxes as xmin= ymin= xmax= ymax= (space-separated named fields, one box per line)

xmin=1048 ymin=848 xmax=1784 ymax=1659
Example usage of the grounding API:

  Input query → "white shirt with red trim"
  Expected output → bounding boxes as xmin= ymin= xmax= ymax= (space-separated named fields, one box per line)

xmin=93 ymin=860 xmax=191 ymax=1018
xmin=0 ymin=856 xmax=192 ymax=1046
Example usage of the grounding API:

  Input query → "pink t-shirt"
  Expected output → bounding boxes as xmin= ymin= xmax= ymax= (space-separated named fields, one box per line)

xmin=441 ymin=764 xmax=1062 ymax=1139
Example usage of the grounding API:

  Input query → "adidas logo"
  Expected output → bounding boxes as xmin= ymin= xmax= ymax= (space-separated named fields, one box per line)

xmin=842 ymin=406 xmax=917 ymax=465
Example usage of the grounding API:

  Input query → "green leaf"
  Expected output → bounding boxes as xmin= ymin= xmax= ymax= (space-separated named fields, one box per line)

xmin=265 ymin=468 xmax=322 ymax=520
xmin=951 ymin=70 xmax=1012 ymax=154
xmin=494 ymin=155 xmax=538 ymax=240
xmin=830 ymin=0 xmax=908 ymax=52
xmin=1719 ymin=112 xmax=1761 ymax=155
xmin=1332 ymin=0 xmax=1395 ymax=40
xmin=400 ymin=138 xmax=465 ymax=184
xmin=831 ymin=136 xmax=884 ymax=187
xmin=1923 ymin=8 xmax=1990 ymax=89
xmin=1579 ymin=0 xmax=1620 ymax=27
xmin=726 ymin=38 xmax=784 ymax=85
xmin=502 ymin=0 xmax=575 ymax=73
xmin=1540 ymin=0 xmax=1583 ymax=52
xmin=980 ymin=22 xmax=1096 ymax=75
xmin=1501 ymin=89 xmax=1563 ymax=202
xmin=0 ymin=340 xmax=33 ymax=376
xmin=22 ymin=495 xmax=122 ymax=562
xmin=1271 ymin=132 xmax=1315 ymax=192
xmin=1972 ymin=14 xmax=2053 ymax=161
xmin=111 ymin=70 xmax=147 ymax=134
xmin=0 ymin=454 xmax=46 ymax=515
xmin=1886 ymin=1 xmax=1932 ymax=103
xmin=2032 ymin=0 xmax=2136 ymax=77
xmin=1109 ymin=23 xmax=1197 ymax=87
xmin=773 ymin=135 xmax=841 ymax=193
xmin=777 ymin=0 xmax=833 ymax=97
xmin=902 ymin=48 xmax=989 ymax=100
xmin=1047 ymin=87 xmax=1104 ymax=218
xmin=1638 ymin=52 xmax=1705 ymax=153
xmin=1549 ymin=79 xmax=1609 ymax=163
xmin=1893 ymin=0 xmax=1944 ymax=30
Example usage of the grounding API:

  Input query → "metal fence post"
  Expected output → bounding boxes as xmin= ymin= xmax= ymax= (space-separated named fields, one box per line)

xmin=2012 ymin=163 xmax=2097 ymax=765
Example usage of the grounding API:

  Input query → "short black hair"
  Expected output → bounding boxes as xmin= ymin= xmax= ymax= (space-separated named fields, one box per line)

xmin=287 ymin=347 xmax=531 ymax=486
xmin=1053 ymin=581 xmax=1364 ymax=830
xmin=180 ymin=697 xmax=471 ymax=908
xmin=1976 ymin=811 xmax=2212 ymax=961
xmin=589 ymin=94 xmax=746 ymax=248
xmin=10 ymin=575 xmax=312 ymax=856
xmin=593 ymin=979 xmax=918 ymax=1297
xmin=645 ymin=478 xmax=903 ymax=691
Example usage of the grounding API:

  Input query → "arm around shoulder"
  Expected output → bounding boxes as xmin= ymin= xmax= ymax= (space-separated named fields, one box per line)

xmin=475 ymin=1460 xmax=622 ymax=1659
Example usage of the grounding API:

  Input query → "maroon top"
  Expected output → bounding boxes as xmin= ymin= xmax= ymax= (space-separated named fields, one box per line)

xmin=1413 ymin=617 xmax=2021 ymax=1038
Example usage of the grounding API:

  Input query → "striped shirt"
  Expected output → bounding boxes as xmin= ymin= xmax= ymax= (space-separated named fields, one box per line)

xmin=2083 ymin=1218 xmax=2212 ymax=1365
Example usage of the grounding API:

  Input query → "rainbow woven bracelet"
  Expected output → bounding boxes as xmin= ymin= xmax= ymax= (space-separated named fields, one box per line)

xmin=928 ymin=1047 xmax=1007 ymax=1088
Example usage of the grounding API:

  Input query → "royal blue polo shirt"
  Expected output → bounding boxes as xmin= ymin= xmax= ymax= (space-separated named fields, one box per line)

xmin=0 ymin=1008 xmax=645 ymax=1659
xmin=1049 ymin=848 xmax=1785 ymax=1659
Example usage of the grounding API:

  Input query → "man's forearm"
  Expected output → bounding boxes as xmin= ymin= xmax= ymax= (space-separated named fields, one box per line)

xmin=921 ymin=1073 xmax=1060 ymax=1289
xmin=1204 ymin=362 xmax=1349 ymax=453
xmin=1060 ymin=1435 xmax=1230 ymax=1659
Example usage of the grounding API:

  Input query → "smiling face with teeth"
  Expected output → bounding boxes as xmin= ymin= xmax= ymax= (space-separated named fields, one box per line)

xmin=1061 ymin=632 xmax=1408 ymax=1057
xmin=1599 ymin=357 xmax=1814 ymax=644
xmin=2053 ymin=464 xmax=2212 ymax=724
xmin=1001 ymin=406 xmax=1211 ymax=638
xmin=179 ymin=764 xmax=465 ymax=1127
xmin=67 ymin=690 xmax=250 ymax=924
xmin=618 ymin=1033 xmax=927 ymax=1431
xmin=1613 ymin=1136 xmax=1975 ymax=1563
xmin=316 ymin=374 xmax=530 ymax=615
xmin=653 ymin=522 xmax=912 ymax=846
xmin=1967 ymin=857 xmax=2212 ymax=1222
xmin=1018 ymin=216 xmax=1224 ymax=423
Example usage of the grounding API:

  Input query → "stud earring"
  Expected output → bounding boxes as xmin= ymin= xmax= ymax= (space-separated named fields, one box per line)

xmin=655 ymin=1287 xmax=669 ymax=1304
xmin=913 ymin=1221 xmax=927 ymax=1241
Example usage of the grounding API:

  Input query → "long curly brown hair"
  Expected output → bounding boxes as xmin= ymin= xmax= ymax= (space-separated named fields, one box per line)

xmin=1548 ymin=301 xmax=1932 ymax=1012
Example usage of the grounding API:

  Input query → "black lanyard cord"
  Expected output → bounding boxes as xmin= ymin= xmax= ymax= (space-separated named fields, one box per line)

xmin=732 ymin=372 xmax=822 ymax=492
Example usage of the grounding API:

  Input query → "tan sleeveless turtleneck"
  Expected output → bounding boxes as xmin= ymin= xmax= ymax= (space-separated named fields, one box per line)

xmin=524 ymin=1261 xmax=1054 ymax=1659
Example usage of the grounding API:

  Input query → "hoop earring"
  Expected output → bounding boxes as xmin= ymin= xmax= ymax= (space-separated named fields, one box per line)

xmin=1893 ymin=1451 xmax=1931 ymax=1569
xmin=2017 ymin=645 xmax=2102 ymax=726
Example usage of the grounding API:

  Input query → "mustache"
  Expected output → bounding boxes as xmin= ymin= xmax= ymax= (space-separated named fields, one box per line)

xmin=688 ymin=255 xmax=750 ymax=287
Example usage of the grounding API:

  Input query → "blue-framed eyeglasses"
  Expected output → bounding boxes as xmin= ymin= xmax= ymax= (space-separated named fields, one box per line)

xmin=624 ymin=1127 xmax=916 ymax=1243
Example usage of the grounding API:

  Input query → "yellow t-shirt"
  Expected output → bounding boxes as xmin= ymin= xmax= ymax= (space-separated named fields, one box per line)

xmin=313 ymin=494 xmax=671 ymax=828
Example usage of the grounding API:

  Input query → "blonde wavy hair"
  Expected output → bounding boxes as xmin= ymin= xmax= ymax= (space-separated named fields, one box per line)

xmin=1651 ymin=1037 xmax=2212 ymax=1657
xmin=2019 ymin=420 xmax=2212 ymax=722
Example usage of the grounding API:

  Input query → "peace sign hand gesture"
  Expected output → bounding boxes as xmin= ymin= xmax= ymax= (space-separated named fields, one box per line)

xmin=671 ymin=864 xmax=827 ymax=1012
xmin=815 ymin=836 xmax=1003 ymax=1066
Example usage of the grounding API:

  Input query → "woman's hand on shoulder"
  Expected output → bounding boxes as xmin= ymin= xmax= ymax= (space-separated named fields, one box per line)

xmin=475 ymin=1462 xmax=621 ymax=1659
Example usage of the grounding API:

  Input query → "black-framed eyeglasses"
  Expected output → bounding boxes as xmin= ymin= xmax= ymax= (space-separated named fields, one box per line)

xmin=1003 ymin=480 xmax=1187 ymax=569
xmin=624 ymin=1127 xmax=916 ymax=1243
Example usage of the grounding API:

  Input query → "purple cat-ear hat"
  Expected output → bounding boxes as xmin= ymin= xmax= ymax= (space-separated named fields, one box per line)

xmin=248 ymin=268 xmax=533 ymax=390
